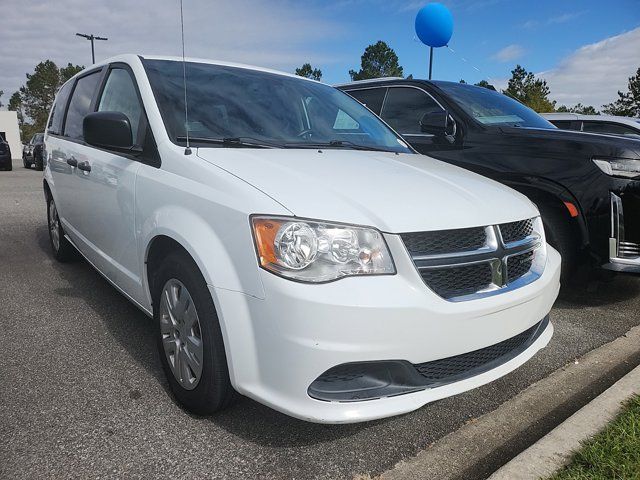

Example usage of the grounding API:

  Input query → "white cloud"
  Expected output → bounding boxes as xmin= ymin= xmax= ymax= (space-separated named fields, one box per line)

xmin=540 ymin=27 xmax=640 ymax=108
xmin=491 ymin=44 xmax=525 ymax=62
xmin=0 ymin=0 xmax=346 ymax=99
xmin=521 ymin=11 xmax=586 ymax=30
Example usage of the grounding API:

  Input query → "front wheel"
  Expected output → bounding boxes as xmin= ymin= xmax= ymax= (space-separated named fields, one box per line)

xmin=34 ymin=152 xmax=44 ymax=171
xmin=23 ymin=156 xmax=31 ymax=168
xmin=153 ymin=251 xmax=235 ymax=415
xmin=47 ymin=196 xmax=76 ymax=262
xmin=542 ymin=208 xmax=579 ymax=284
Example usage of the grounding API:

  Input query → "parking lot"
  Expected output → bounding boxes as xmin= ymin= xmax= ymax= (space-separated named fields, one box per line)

xmin=2 ymin=159 xmax=640 ymax=480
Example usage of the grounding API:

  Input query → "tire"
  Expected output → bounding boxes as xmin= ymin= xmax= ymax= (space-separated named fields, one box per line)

xmin=34 ymin=152 xmax=44 ymax=171
xmin=153 ymin=250 xmax=235 ymax=415
xmin=541 ymin=207 xmax=579 ymax=284
xmin=23 ymin=156 xmax=31 ymax=168
xmin=46 ymin=195 xmax=76 ymax=262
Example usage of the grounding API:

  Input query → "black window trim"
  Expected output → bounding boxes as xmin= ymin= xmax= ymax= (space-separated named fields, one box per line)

xmin=50 ymin=62 xmax=160 ymax=168
xmin=345 ymin=84 xmax=446 ymax=138
xmin=580 ymin=120 xmax=640 ymax=135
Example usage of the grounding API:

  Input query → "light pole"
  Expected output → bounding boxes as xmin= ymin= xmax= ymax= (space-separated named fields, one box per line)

xmin=75 ymin=33 xmax=108 ymax=64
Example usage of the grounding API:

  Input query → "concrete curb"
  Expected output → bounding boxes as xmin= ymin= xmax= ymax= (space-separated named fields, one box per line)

xmin=489 ymin=363 xmax=640 ymax=480
xmin=380 ymin=324 xmax=640 ymax=480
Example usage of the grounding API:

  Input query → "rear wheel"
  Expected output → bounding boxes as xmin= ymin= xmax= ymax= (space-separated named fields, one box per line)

xmin=153 ymin=250 xmax=235 ymax=415
xmin=46 ymin=196 xmax=76 ymax=262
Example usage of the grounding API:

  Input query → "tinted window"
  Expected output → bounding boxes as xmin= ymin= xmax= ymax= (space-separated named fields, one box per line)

xmin=381 ymin=87 xmax=443 ymax=134
xmin=582 ymin=121 xmax=640 ymax=138
xmin=64 ymin=71 xmax=101 ymax=140
xmin=48 ymin=81 xmax=73 ymax=135
xmin=434 ymin=81 xmax=555 ymax=129
xmin=98 ymin=68 xmax=144 ymax=143
xmin=551 ymin=120 xmax=575 ymax=130
xmin=347 ymin=88 xmax=386 ymax=115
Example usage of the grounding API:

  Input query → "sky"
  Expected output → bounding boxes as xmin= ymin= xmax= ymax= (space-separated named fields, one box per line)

xmin=1 ymin=0 xmax=639 ymax=109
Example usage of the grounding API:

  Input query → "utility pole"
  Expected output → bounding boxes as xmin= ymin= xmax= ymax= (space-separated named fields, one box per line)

xmin=75 ymin=33 xmax=108 ymax=64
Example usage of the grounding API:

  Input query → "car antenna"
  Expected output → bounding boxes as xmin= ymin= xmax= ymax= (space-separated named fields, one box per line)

xmin=180 ymin=0 xmax=191 ymax=155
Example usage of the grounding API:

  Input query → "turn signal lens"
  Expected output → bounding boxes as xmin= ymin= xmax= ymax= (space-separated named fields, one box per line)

xmin=251 ymin=216 xmax=396 ymax=282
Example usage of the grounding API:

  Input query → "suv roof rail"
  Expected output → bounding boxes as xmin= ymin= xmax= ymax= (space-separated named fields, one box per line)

xmin=334 ymin=77 xmax=406 ymax=88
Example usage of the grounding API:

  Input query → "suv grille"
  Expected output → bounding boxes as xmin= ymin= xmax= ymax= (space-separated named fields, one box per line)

xmin=500 ymin=219 xmax=533 ymax=244
xmin=402 ymin=218 xmax=543 ymax=301
xmin=402 ymin=227 xmax=486 ymax=256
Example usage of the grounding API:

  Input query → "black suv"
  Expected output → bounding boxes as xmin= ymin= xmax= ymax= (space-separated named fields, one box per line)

xmin=0 ymin=137 xmax=12 ymax=171
xmin=338 ymin=79 xmax=640 ymax=279
xmin=23 ymin=133 xmax=45 ymax=170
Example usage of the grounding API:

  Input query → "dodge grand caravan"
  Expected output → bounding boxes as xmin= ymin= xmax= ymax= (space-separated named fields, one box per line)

xmin=43 ymin=55 xmax=560 ymax=423
xmin=339 ymin=79 xmax=640 ymax=279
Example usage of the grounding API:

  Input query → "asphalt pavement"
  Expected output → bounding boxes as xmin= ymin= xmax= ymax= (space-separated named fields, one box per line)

xmin=2 ymin=158 xmax=640 ymax=480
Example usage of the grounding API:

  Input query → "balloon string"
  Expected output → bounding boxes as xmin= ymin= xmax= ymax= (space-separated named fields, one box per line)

xmin=446 ymin=45 xmax=493 ymax=80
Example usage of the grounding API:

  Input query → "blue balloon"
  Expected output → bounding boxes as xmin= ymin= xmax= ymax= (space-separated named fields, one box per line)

xmin=415 ymin=3 xmax=453 ymax=48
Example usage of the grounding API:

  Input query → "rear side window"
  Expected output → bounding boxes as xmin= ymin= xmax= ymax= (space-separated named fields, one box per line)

xmin=381 ymin=87 xmax=443 ymax=135
xmin=582 ymin=121 xmax=640 ymax=138
xmin=551 ymin=120 xmax=575 ymax=130
xmin=64 ymin=71 xmax=101 ymax=140
xmin=48 ymin=81 xmax=73 ymax=135
xmin=347 ymin=88 xmax=386 ymax=115
xmin=98 ymin=68 xmax=144 ymax=143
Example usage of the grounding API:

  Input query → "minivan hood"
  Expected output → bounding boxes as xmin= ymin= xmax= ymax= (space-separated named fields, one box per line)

xmin=196 ymin=149 xmax=537 ymax=233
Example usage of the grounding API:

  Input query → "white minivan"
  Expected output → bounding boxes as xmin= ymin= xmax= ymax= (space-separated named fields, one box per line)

xmin=43 ymin=55 xmax=561 ymax=423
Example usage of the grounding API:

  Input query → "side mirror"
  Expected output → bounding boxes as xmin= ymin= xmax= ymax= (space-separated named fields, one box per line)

xmin=83 ymin=111 xmax=133 ymax=150
xmin=419 ymin=110 xmax=457 ymax=142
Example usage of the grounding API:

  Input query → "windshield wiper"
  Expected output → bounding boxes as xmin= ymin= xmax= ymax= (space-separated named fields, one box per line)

xmin=284 ymin=140 xmax=395 ymax=152
xmin=176 ymin=136 xmax=282 ymax=149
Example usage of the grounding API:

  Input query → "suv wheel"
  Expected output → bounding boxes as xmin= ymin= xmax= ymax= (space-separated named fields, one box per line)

xmin=23 ymin=156 xmax=31 ymax=169
xmin=34 ymin=152 xmax=44 ymax=171
xmin=153 ymin=251 xmax=235 ymax=415
xmin=47 ymin=196 xmax=76 ymax=262
xmin=542 ymin=208 xmax=578 ymax=284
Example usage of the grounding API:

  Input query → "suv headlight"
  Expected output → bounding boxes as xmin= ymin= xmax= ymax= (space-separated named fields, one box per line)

xmin=593 ymin=157 xmax=640 ymax=179
xmin=251 ymin=216 xmax=396 ymax=282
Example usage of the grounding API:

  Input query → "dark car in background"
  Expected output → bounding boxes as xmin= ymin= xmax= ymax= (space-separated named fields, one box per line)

xmin=23 ymin=133 xmax=45 ymax=170
xmin=0 ymin=137 xmax=12 ymax=171
xmin=338 ymin=79 xmax=640 ymax=279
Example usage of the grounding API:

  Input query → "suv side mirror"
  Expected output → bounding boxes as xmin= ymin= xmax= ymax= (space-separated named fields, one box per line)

xmin=84 ymin=111 xmax=133 ymax=150
xmin=419 ymin=110 xmax=457 ymax=140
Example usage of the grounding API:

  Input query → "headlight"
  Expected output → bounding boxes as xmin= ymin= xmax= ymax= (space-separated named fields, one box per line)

xmin=251 ymin=216 xmax=396 ymax=282
xmin=593 ymin=158 xmax=640 ymax=179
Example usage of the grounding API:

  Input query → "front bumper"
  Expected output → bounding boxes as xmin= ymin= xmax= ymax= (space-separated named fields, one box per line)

xmin=211 ymin=236 xmax=561 ymax=423
xmin=604 ymin=192 xmax=640 ymax=273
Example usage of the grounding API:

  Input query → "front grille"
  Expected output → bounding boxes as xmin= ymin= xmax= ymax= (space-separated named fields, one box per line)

xmin=619 ymin=241 xmax=640 ymax=258
xmin=500 ymin=219 xmax=533 ymax=244
xmin=414 ymin=318 xmax=546 ymax=383
xmin=421 ymin=263 xmax=493 ymax=299
xmin=401 ymin=218 xmax=542 ymax=301
xmin=401 ymin=227 xmax=486 ymax=256
xmin=507 ymin=250 xmax=535 ymax=282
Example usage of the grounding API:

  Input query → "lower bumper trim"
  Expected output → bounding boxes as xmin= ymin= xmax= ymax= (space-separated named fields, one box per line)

xmin=308 ymin=316 xmax=550 ymax=402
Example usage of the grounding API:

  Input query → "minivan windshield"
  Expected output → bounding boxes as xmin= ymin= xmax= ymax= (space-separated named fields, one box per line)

xmin=143 ymin=59 xmax=412 ymax=153
xmin=434 ymin=81 xmax=556 ymax=130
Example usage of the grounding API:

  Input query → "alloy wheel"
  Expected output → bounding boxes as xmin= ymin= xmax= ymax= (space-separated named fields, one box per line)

xmin=159 ymin=279 xmax=204 ymax=390
xmin=49 ymin=200 xmax=60 ymax=251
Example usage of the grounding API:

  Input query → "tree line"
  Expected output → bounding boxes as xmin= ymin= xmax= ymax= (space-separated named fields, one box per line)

xmin=3 ymin=42 xmax=639 ymax=141
xmin=294 ymin=41 xmax=640 ymax=117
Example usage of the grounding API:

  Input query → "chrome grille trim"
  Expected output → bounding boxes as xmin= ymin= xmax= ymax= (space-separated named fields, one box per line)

xmin=402 ymin=218 xmax=544 ymax=302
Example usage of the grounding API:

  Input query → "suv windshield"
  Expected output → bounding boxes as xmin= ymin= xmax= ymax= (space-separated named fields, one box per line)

xmin=434 ymin=81 xmax=556 ymax=129
xmin=143 ymin=59 xmax=411 ymax=153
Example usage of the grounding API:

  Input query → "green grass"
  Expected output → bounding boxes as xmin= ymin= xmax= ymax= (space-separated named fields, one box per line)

xmin=549 ymin=395 xmax=640 ymax=480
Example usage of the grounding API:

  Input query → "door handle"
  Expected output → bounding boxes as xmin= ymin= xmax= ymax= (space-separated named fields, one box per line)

xmin=77 ymin=161 xmax=91 ymax=172
xmin=67 ymin=158 xmax=78 ymax=167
